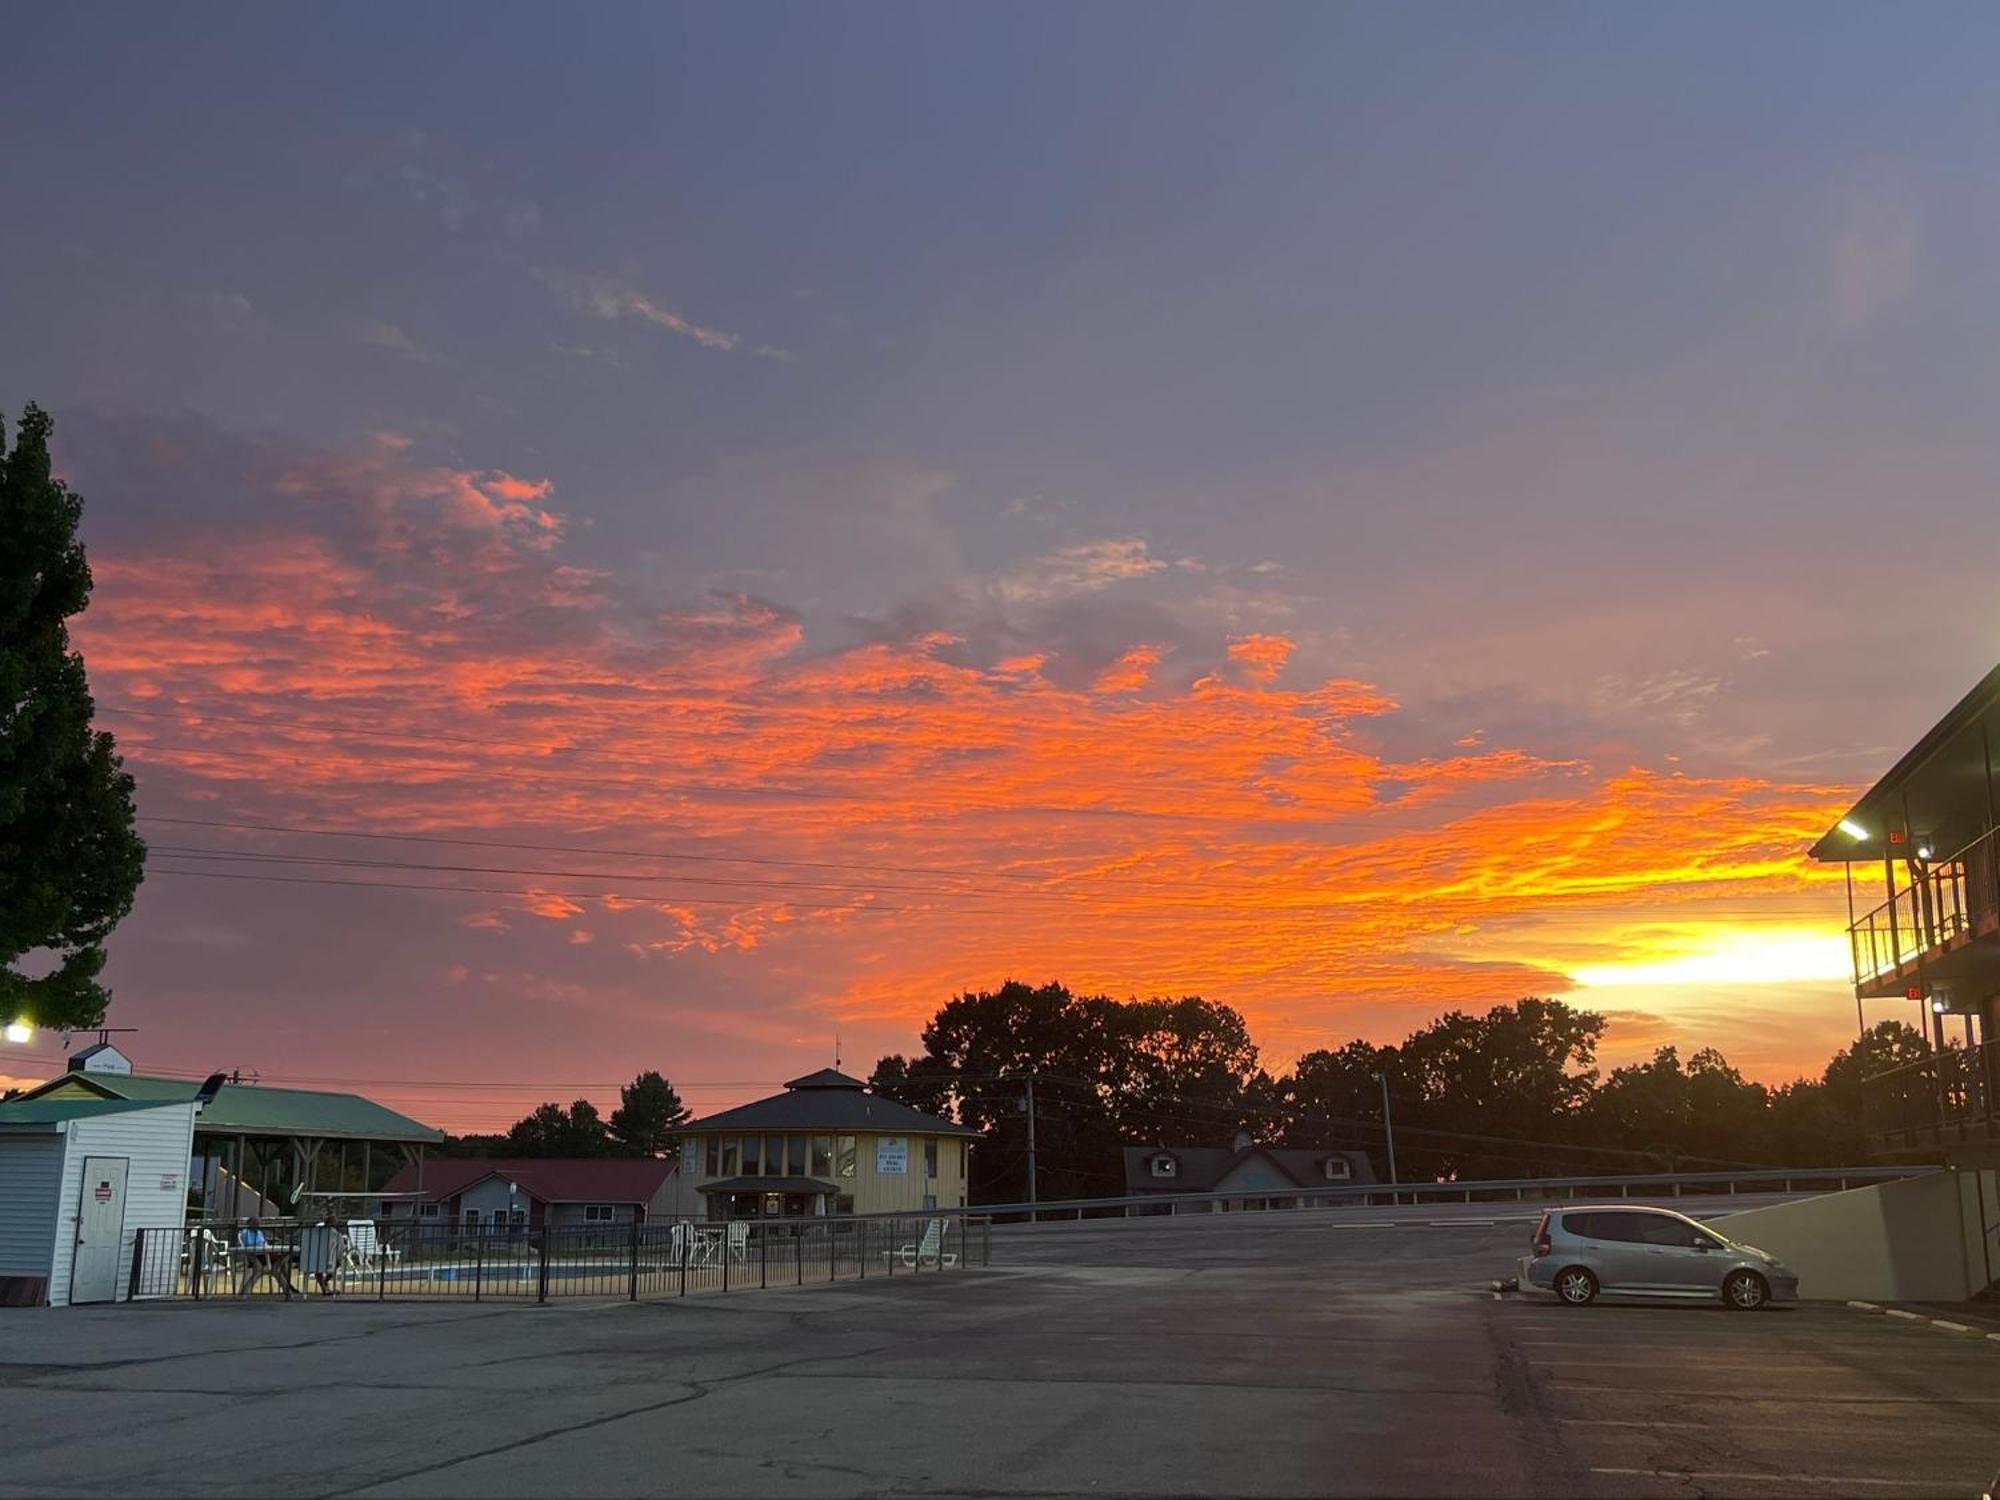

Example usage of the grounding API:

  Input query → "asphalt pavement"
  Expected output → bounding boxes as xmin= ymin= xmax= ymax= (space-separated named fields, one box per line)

xmin=2 ymin=1207 xmax=1996 ymax=1498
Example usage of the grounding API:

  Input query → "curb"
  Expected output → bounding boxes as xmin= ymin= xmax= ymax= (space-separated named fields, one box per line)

xmin=1847 ymin=1298 xmax=2000 ymax=1342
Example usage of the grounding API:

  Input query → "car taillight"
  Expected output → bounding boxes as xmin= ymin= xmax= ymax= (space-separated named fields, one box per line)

xmin=1533 ymin=1233 xmax=1551 ymax=1257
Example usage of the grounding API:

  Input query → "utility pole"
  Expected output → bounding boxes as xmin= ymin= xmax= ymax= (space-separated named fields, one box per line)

xmin=1024 ymin=1071 xmax=1038 ymax=1220
xmin=1371 ymin=1071 xmax=1398 ymax=1206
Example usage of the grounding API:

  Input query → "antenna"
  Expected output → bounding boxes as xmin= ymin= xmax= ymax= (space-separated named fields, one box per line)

xmin=834 ymin=1030 xmax=842 ymax=1070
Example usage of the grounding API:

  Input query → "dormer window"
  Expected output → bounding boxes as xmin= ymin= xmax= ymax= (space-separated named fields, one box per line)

xmin=1149 ymin=1153 xmax=1178 ymax=1179
xmin=1322 ymin=1156 xmax=1351 ymax=1182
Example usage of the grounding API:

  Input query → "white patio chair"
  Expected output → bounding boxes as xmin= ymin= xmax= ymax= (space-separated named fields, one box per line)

xmin=184 ymin=1228 xmax=233 ymax=1290
xmin=886 ymin=1217 xmax=958 ymax=1269
xmin=725 ymin=1221 xmax=750 ymax=1263
xmin=346 ymin=1219 xmax=403 ymax=1269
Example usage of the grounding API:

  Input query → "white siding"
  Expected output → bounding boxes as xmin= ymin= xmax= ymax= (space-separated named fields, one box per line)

xmin=48 ymin=1104 xmax=197 ymax=1307
xmin=0 ymin=1137 xmax=64 ymax=1288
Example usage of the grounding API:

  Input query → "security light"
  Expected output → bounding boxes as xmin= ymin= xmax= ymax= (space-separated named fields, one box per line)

xmin=3 ymin=1021 xmax=30 ymax=1044
xmin=1931 ymin=998 xmax=1948 ymax=1014
xmin=1916 ymin=843 xmax=1934 ymax=861
xmin=1838 ymin=818 xmax=1867 ymax=840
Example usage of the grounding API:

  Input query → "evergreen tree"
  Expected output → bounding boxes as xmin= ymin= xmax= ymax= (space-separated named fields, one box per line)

xmin=1 ymin=405 xmax=145 ymax=1032
xmin=608 ymin=1070 xmax=690 ymax=1157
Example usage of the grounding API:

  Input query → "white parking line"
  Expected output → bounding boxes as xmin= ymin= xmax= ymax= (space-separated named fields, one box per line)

xmin=1591 ymin=1468 xmax=1954 ymax=1490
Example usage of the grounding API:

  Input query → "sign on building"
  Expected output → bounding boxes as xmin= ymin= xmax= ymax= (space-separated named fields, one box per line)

xmin=876 ymin=1136 xmax=908 ymax=1175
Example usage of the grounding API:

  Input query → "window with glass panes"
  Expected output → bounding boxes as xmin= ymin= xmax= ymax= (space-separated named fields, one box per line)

xmin=810 ymin=1136 xmax=833 ymax=1176
xmin=836 ymin=1135 xmax=857 ymax=1178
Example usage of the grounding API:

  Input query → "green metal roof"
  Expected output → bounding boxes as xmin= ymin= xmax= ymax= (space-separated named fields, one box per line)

xmin=0 ymin=1097 xmax=190 ymax=1129
xmin=20 ymin=1073 xmax=443 ymax=1143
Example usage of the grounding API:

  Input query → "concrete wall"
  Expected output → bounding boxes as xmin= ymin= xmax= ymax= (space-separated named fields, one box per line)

xmin=1716 ymin=1168 xmax=2000 ymax=1302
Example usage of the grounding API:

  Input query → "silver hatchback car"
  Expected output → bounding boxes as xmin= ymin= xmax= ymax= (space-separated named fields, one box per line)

xmin=1519 ymin=1204 xmax=1799 ymax=1309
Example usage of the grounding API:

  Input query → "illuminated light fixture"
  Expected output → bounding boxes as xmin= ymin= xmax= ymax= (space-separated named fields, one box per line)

xmin=1931 ymin=998 xmax=1948 ymax=1014
xmin=1838 ymin=818 xmax=1868 ymax=840
xmin=1916 ymin=843 xmax=1934 ymax=861
xmin=2 ymin=1021 xmax=29 ymax=1045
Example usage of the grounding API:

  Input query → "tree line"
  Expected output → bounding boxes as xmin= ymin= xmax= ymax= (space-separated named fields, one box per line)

xmin=867 ymin=979 xmax=1934 ymax=1203
xmin=444 ymin=1070 xmax=691 ymax=1159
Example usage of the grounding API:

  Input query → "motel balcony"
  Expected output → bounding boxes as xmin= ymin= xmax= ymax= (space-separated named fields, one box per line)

xmin=1845 ymin=823 xmax=2000 ymax=1001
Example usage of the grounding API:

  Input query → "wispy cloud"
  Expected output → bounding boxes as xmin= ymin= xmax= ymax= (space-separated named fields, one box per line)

xmin=356 ymin=320 xmax=442 ymax=363
xmin=990 ymin=537 xmax=1170 ymax=605
xmin=543 ymin=268 xmax=792 ymax=361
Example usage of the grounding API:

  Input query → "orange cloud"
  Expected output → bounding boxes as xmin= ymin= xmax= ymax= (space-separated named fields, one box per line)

xmin=74 ymin=429 xmax=1860 ymax=1093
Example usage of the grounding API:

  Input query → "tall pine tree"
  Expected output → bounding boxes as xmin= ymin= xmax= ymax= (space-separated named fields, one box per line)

xmin=1 ymin=405 xmax=145 ymax=1032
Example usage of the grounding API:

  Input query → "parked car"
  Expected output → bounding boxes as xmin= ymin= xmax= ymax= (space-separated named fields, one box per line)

xmin=1518 ymin=1204 xmax=1798 ymax=1309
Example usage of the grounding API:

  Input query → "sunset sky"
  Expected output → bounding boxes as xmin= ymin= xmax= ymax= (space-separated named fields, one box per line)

xmin=6 ymin=6 xmax=1999 ymax=1130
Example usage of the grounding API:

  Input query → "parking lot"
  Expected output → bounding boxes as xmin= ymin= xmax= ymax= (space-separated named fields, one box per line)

xmin=2 ymin=1207 xmax=1995 ymax=1497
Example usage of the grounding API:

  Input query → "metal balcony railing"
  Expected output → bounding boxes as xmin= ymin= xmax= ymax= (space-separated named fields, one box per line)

xmin=1848 ymin=824 xmax=2000 ymax=985
xmin=1862 ymin=1037 xmax=2000 ymax=1150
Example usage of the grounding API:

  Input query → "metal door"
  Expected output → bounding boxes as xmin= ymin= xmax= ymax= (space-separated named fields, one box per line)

xmin=1635 ymin=1215 xmax=1726 ymax=1295
xmin=70 ymin=1157 xmax=130 ymax=1304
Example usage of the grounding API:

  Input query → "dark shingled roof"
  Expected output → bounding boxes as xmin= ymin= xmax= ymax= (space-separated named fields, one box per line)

xmin=380 ymin=1157 xmax=676 ymax=1204
xmin=683 ymin=1072 xmax=978 ymax=1138
xmin=1121 ymin=1144 xmax=1376 ymax=1194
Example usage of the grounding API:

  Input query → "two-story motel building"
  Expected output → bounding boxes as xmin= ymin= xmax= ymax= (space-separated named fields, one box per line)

xmin=670 ymin=1068 xmax=978 ymax=1219
xmin=1809 ymin=662 xmax=2000 ymax=1162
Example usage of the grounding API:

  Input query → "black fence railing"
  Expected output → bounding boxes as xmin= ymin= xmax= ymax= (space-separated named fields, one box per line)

xmin=129 ymin=1214 xmax=992 ymax=1303
xmin=1864 ymin=1037 xmax=2000 ymax=1150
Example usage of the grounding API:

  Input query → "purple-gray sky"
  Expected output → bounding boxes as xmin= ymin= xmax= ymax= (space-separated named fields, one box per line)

xmin=4 ymin=4 xmax=1996 ymax=1128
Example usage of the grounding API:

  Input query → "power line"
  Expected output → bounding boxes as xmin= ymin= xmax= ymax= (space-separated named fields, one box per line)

xmin=145 ymin=843 xmax=1079 ymax=905
xmin=137 ymin=814 xmax=1057 ymax=886
xmin=143 ymin=865 xmax=1002 ymax=915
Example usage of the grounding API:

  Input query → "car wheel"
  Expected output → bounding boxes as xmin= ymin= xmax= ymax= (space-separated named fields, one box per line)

xmin=1556 ymin=1266 xmax=1598 ymax=1306
xmin=1723 ymin=1269 xmax=1768 ymax=1310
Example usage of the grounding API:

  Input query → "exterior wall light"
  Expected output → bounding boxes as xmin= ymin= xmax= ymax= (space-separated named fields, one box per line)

xmin=1838 ymin=818 xmax=1868 ymax=840
xmin=3 ymin=1021 xmax=30 ymax=1044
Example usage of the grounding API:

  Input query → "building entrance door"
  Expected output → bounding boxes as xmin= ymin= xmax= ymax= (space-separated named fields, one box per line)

xmin=70 ymin=1157 xmax=130 ymax=1304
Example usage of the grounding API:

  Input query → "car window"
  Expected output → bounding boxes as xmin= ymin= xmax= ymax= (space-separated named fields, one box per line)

xmin=1632 ymin=1214 xmax=1704 ymax=1247
xmin=1561 ymin=1211 xmax=1632 ymax=1241
xmin=1565 ymin=1211 xmax=1653 ymax=1243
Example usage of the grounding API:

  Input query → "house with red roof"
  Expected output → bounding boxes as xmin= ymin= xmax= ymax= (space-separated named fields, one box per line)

xmin=378 ymin=1157 xmax=690 ymax=1232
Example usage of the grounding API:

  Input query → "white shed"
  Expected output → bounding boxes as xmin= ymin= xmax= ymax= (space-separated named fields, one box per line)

xmin=0 ymin=1096 xmax=197 ymax=1307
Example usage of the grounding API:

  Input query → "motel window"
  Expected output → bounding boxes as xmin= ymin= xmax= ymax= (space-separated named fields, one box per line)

xmin=742 ymin=1136 xmax=761 ymax=1175
xmin=721 ymin=1138 xmax=739 ymax=1176
xmin=836 ymin=1194 xmax=855 ymax=1216
xmin=705 ymin=1136 xmax=720 ymax=1176
xmin=583 ymin=1205 xmax=615 ymax=1223
xmin=787 ymin=1135 xmax=807 ymax=1175
xmin=923 ymin=1194 xmax=937 ymax=1212
xmin=510 ymin=1208 xmax=527 ymax=1227
xmin=766 ymin=1136 xmax=785 ymax=1175
xmin=465 ymin=1209 xmax=482 ymax=1228
xmin=420 ymin=1203 xmax=442 ymax=1218
xmin=924 ymin=1138 xmax=938 ymax=1178
xmin=957 ymin=1140 xmax=966 ymax=1175
xmin=1322 ymin=1157 xmax=1351 ymax=1182
xmin=810 ymin=1136 xmax=833 ymax=1176
xmin=836 ymin=1135 xmax=857 ymax=1178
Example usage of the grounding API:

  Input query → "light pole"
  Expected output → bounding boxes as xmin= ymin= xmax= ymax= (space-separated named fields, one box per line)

xmin=1370 ymin=1071 xmax=1398 ymax=1205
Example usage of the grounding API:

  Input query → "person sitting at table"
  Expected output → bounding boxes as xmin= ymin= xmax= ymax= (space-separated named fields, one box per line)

xmin=236 ymin=1217 xmax=297 ymax=1298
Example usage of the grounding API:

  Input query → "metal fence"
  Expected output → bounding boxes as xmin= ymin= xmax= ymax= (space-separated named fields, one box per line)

xmin=1864 ymin=1037 xmax=2000 ymax=1151
xmin=129 ymin=1214 xmax=992 ymax=1303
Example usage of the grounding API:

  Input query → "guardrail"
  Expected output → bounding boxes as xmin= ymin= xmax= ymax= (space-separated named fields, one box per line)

xmin=972 ymin=1165 xmax=1934 ymax=1224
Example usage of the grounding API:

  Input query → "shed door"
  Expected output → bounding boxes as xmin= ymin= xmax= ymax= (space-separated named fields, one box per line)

xmin=71 ymin=1157 xmax=130 ymax=1304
